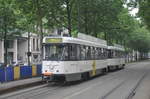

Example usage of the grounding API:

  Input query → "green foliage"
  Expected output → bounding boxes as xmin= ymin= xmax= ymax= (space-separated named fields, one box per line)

xmin=0 ymin=0 xmax=22 ymax=40
xmin=124 ymin=0 xmax=150 ymax=30
xmin=138 ymin=0 xmax=150 ymax=30
xmin=0 ymin=0 xmax=150 ymax=53
xmin=127 ymin=27 xmax=150 ymax=52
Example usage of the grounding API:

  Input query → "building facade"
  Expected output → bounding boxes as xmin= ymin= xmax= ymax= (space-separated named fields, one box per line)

xmin=0 ymin=33 xmax=41 ymax=65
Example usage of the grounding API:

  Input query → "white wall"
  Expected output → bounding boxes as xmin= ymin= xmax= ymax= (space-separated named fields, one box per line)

xmin=0 ymin=33 xmax=41 ymax=65
xmin=18 ymin=39 xmax=28 ymax=64
xmin=0 ymin=41 xmax=4 ymax=63
xmin=17 ymin=36 xmax=41 ymax=65
xmin=14 ymin=40 xmax=18 ymax=63
xmin=30 ymin=36 xmax=41 ymax=64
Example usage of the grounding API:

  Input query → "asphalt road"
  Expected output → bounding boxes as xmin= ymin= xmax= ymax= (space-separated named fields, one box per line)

xmin=1 ymin=61 xmax=150 ymax=99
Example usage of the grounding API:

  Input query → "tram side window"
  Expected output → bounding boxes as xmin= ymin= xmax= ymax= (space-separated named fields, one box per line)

xmin=116 ymin=51 xmax=121 ymax=58
xmin=108 ymin=50 xmax=113 ymax=58
xmin=69 ymin=44 xmax=77 ymax=60
xmin=122 ymin=51 xmax=125 ymax=58
xmin=119 ymin=51 xmax=122 ymax=58
xmin=95 ymin=48 xmax=99 ymax=60
xmin=103 ymin=49 xmax=107 ymax=59
xmin=61 ymin=45 xmax=69 ymax=61
xmin=117 ymin=51 xmax=119 ymax=58
xmin=80 ymin=46 xmax=86 ymax=60
xmin=120 ymin=51 xmax=124 ymax=58
xmin=98 ymin=48 xmax=102 ymax=59
xmin=91 ymin=47 xmax=95 ymax=60
xmin=114 ymin=50 xmax=117 ymax=58
xmin=101 ymin=48 xmax=104 ymax=59
xmin=76 ymin=45 xmax=81 ymax=60
xmin=118 ymin=51 xmax=120 ymax=58
xmin=86 ymin=46 xmax=91 ymax=60
xmin=118 ymin=51 xmax=121 ymax=58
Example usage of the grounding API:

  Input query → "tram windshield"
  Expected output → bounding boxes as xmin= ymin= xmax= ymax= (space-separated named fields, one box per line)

xmin=43 ymin=44 xmax=68 ymax=61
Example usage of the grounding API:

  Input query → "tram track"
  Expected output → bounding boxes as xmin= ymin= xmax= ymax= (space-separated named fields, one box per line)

xmin=100 ymin=80 xmax=126 ymax=99
xmin=126 ymin=72 xmax=148 ymax=99
xmin=20 ymin=84 xmax=64 ymax=99
xmin=0 ymin=82 xmax=64 ymax=99
xmin=99 ymin=68 xmax=149 ymax=99
xmin=61 ymin=63 xmax=150 ymax=99
xmin=63 ymin=68 xmax=133 ymax=99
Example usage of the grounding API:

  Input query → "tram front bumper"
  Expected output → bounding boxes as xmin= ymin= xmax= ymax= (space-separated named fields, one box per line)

xmin=43 ymin=72 xmax=53 ymax=76
xmin=42 ymin=72 xmax=53 ymax=81
xmin=42 ymin=73 xmax=66 ymax=81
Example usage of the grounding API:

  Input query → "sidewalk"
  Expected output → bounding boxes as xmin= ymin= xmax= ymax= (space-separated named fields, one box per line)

xmin=0 ymin=77 xmax=42 ymax=94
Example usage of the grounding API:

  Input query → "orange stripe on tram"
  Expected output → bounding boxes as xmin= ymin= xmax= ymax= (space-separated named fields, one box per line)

xmin=43 ymin=72 xmax=53 ymax=76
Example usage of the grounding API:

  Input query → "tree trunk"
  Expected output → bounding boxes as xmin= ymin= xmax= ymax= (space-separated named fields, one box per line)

xmin=4 ymin=26 xmax=7 ymax=66
xmin=4 ymin=9 xmax=8 ymax=66
xmin=77 ymin=0 xmax=81 ymax=33
xmin=66 ymin=0 xmax=72 ymax=37
xmin=36 ymin=0 xmax=43 ymax=63
xmin=84 ymin=0 xmax=88 ymax=34
xmin=104 ymin=30 xmax=107 ymax=41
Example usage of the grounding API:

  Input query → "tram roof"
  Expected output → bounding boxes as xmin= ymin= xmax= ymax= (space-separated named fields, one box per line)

xmin=108 ymin=46 xmax=125 ymax=51
xmin=43 ymin=36 xmax=107 ymax=48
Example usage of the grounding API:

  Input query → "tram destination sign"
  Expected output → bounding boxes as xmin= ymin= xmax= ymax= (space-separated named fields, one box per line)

xmin=46 ymin=38 xmax=62 ymax=43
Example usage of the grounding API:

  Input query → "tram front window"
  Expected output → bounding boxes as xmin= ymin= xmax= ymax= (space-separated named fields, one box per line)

xmin=44 ymin=44 xmax=68 ymax=61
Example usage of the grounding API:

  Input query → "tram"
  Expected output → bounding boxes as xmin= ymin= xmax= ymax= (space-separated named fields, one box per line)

xmin=107 ymin=45 xmax=125 ymax=71
xmin=42 ymin=33 xmax=108 ymax=81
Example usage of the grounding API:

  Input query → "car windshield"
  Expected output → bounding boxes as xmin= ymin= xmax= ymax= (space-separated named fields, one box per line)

xmin=43 ymin=44 xmax=68 ymax=61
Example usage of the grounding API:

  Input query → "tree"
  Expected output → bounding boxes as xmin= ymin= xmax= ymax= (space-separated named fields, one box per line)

xmin=0 ymin=0 xmax=22 ymax=66
xmin=128 ymin=26 xmax=150 ymax=52
xmin=1 ymin=0 xmax=149 ymax=64
xmin=124 ymin=0 xmax=150 ymax=30
xmin=138 ymin=0 xmax=150 ymax=30
xmin=16 ymin=0 xmax=50 ymax=65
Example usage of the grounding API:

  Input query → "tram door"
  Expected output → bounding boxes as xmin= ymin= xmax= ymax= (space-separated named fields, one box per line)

xmin=69 ymin=44 xmax=80 ymax=72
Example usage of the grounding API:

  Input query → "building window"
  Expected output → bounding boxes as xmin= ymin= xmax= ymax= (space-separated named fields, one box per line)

xmin=7 ymin=40 xmax=14 ymax=48
xmin=33 ymin=38 xmax=35 ymax=51
xmin=8 ymin=52 xmax=13 ymax=64
xmin=36 ymin=39 xmax=39 ymax=51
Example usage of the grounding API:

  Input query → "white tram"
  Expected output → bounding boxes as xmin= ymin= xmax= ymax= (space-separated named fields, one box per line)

xmin=42 ymin=34 xmax=108 ymax=81
xmin=107 ymin=45 xmax=125 ymax=71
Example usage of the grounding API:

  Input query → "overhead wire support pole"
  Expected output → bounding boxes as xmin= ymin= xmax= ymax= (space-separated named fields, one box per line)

xmin=27 ymin=31 xmax=31 ymax=66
